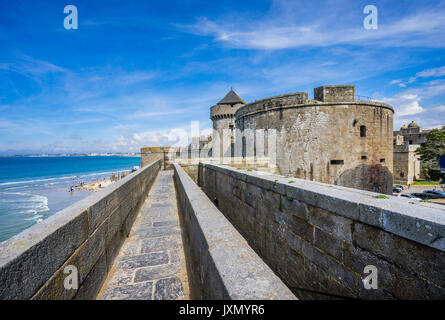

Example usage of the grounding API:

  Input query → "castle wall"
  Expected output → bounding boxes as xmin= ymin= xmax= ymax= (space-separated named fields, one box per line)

xmin=314 ymin=85 xmax=355 ymax=102
xmin=393 ymin=145 xmax=421 ymax=184
xmin=198 ymin=163 xmax=445 ymax=299
xmin=0 ymin=160 xmax=161 ymax=300
xmin=235 ymin=93 xmax=394 ymax=194
xmin=141 ymin=147 xmax=173 ymax=169
xmin=211 ymin=104 xmax=242 ymax=158
xmin=173 ymin=164 xmax=296 ymax=300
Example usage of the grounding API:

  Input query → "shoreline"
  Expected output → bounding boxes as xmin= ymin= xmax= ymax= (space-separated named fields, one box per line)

xmin=73 ymin=170 xmax=132 ymax=192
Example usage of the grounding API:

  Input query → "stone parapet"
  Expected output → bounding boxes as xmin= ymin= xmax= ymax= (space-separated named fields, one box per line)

xmin=314 ymin=85 xmax=355 ymax=102
xmin=235 ymin=99 xmax=393 ymax=120
xmin=0 ymin=160 xmax=161 ymax=300
xmin=198 ymin=163 xmax=445 ymax=299
xmin=173 ymin=164 xmax=296 ymax=300
xmin=394 ymin=144 xmax=420 ymax=152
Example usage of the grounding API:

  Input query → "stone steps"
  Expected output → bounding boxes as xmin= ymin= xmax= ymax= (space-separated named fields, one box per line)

xmin=97 ymin=170 xmax=190 ymax=300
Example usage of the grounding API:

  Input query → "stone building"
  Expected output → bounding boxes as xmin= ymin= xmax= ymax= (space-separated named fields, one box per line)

xmin=234 ymin=85 xmax=394 ymax=194
xmin=393 ymin=121 xmax=431 ymax=184
xmin=393 ymin=121 xmax=431 ymax=146
xmin=210 ymin=89 xmax=245 ymax=158
xmin=393 ymin=145 xmax=421 ymax=184
xmin=142 ymin=85 xmax=394 ymax=194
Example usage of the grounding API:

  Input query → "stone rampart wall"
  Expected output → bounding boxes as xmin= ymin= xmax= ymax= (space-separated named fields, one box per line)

xmin=198 ymin=163 xmax=445 ymax=299
xmin=0 ymin=160 xmax=161 ymax=300
xmin=173 ymin=164 xmax=296 ymax=300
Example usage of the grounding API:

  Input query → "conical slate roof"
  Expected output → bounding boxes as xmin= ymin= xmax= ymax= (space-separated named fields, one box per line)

xmin=217 ymin=89 xmax=245 ymax=105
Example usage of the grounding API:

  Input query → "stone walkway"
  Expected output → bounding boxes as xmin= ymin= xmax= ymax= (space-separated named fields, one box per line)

xmin=97 ymin=170 xmax=190 ymax=300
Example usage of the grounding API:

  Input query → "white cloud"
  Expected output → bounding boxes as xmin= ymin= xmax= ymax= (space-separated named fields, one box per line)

xmin=0 ymin=55 xmax=68 ymax=77
xmin=382 ymin=94 xmax=424 ymax=117
xmin=114 ymin=124 xmax=213 ymax=152
xmin=180 ymin=7 xmax=445 ymax=50
xmin=417 ymin=66 xmax=445 ymax=78
xmin=390 ymin=66 xmax=445 ymax=87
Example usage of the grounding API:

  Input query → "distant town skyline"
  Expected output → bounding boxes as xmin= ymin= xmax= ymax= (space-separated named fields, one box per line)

xmin=0 ymin=0 xmax=445 ymax=155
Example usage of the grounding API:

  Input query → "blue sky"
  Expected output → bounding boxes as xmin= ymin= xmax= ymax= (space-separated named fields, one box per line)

xmin=0 ymin=0 xmax=444 ymax=154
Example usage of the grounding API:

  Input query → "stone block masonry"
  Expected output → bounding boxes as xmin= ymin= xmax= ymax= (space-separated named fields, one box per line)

xmin=234 ymin=86 xmax=394 ymax=194
xmin=0 ymin=160 xmax=161 ymax=300
xmin=97 ymin=171 xmax=189 ymax=300
xmin=198 ymin=162 xmax=445 ymax=300
xmin=174 ymin=164 xmax=296 ymax=300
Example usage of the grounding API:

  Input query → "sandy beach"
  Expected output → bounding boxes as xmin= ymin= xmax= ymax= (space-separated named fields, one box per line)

xmin=76 ymin=178 xmax=114 ymax=192
xmin=74 ymin=170 xmax=132 ymax=192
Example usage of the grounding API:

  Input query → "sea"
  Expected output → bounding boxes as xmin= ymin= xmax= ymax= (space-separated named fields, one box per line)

xmin=0 ymin=156 xmax=141 ymax=243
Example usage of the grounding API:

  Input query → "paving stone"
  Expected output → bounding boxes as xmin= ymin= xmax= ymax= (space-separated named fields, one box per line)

xmin=153 ymin=277 xmax=185 ymax=300
xmin=121 ymin=240 xmax=141 ymax=256
xmin=169 ymin=249 xmax=183 ymax=264
xmin=118 ymin=252 xmax=169 ymax=269
xmin=133 ymin=226 xmax=180 ymax=238
xmin=98 ymin=170 xmax=189 ymax=300
xmin=153 ymin=221 xmax=178 ymax=228
xmin=141 ymin=236 xmax=181 ymax=254
xmin=134 ymin=264 xmax=182 ymax=282
xmin=107 ymin=270 xmax=135 ymax=287
xmin=151 ymin=203 xmax=171 ymax=208
xmin=102 ymin=282 xmax=153 ymax=300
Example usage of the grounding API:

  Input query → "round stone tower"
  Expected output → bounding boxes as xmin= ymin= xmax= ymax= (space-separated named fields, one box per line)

xmin=234 ymin=85 xmax=394 ymax=194
xmin=210 ymin=89 xmax=245 ymax=157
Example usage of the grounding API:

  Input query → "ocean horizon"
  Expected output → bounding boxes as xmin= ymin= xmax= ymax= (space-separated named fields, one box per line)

xmin=0 ymin=156 xmax=141 ymax=242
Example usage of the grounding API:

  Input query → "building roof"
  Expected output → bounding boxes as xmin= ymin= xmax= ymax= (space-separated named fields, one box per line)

xmin=408 ymin=121 xmax=420 ymax=128
xmin=217 ymin=89 xmax=245 ymax=105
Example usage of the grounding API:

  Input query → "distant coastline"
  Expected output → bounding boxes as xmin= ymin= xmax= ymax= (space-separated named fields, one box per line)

xmin=0 ymin=155 xmax=142 ymax=242
xmin=0 ymin=153 xmax=141 ymax=158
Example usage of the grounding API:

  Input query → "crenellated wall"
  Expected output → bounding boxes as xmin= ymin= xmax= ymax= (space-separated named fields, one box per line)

xmin=198 ymin=163 xmax=445 ymax=300
xmin=0 ymin=160 xmax=161 ymax=300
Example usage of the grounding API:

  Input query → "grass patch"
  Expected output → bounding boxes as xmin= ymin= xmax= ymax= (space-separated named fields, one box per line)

xmin=411 ymin=181 xmax=439 ymax=185
xmin=421 ymin=199 xmax=433 ymax=203
xmin=374 ymin=195 xmax=389 ymax=199
xmin=247 ymin=168 xmax=253 ymax=171
xmin=287 ymin=196 xmax=294 ymax=201
xmin=288 ymin=180 xmax=295 ymax=184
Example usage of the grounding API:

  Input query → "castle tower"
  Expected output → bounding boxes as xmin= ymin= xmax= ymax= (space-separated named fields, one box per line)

xmin=234 ymin=85 xmax=395 ymax=194
xmin=210 ymin=89 xmax=245 ymax=158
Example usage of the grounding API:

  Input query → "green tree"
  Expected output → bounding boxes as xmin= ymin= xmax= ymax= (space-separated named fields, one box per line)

xmin=416 ymin=126 xmax=445 ymax=169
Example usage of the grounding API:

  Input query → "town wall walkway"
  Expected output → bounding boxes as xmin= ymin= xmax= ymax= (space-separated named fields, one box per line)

xmin=98 ymin=170 xmax=189 ymax=300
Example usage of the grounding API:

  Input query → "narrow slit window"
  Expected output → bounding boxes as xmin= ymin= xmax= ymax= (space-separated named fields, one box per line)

xmin=330 ymin=160 xmax=344 ymax=165
xmin=360 ymin=125 xmax=366 ymax=137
